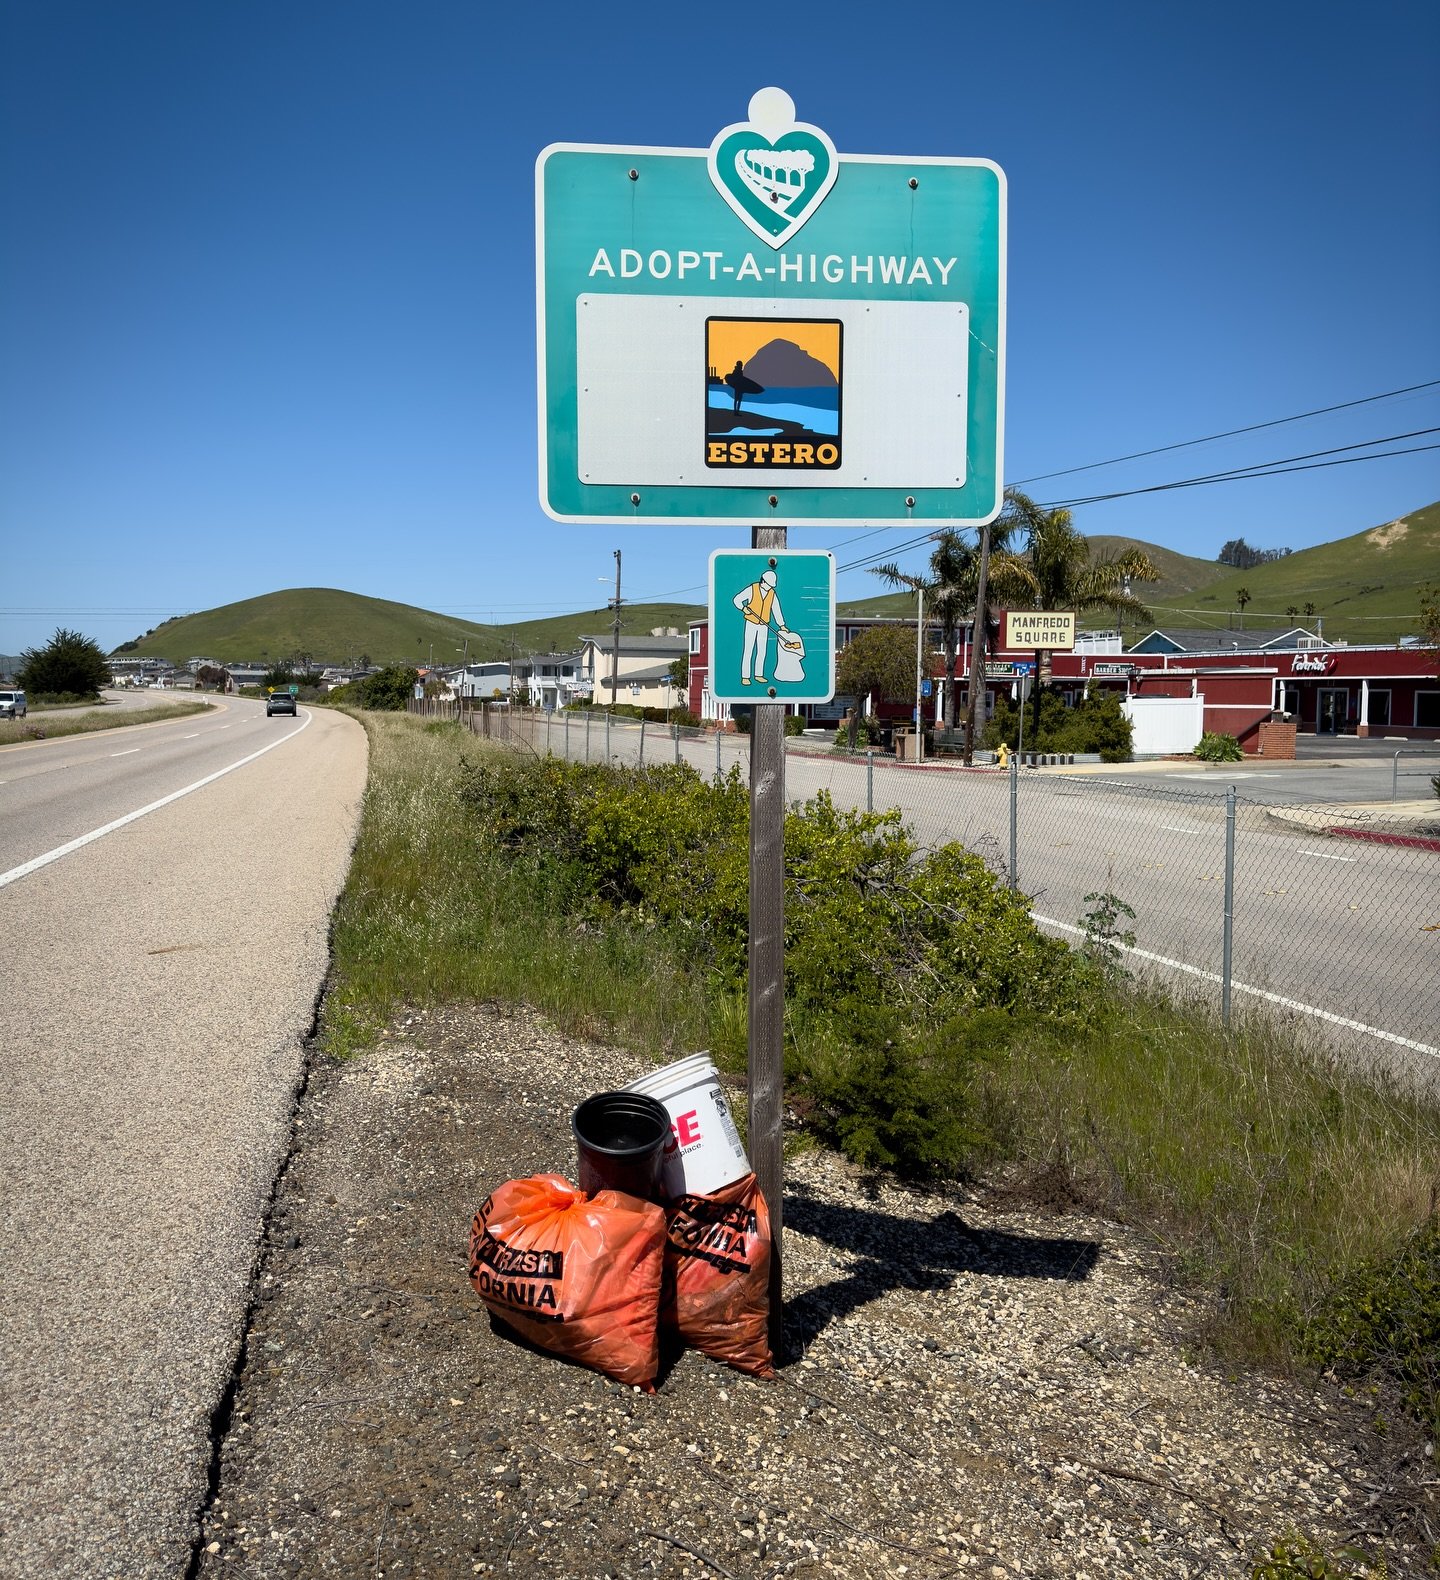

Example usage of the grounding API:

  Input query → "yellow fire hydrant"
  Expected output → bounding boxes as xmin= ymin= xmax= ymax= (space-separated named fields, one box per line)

xmin=996 ymin=741 xmax=1011 ymax=770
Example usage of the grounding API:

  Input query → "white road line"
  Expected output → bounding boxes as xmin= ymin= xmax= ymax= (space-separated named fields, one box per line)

xmin=1160 ymin=824 xmax=1202 ymax=836
xmin=181 ymin=733 xmax=200 ymax=739
xmin=1033 ymin=912 xmax=1438 ymax=1061
xmin=110 ymin=749 xmax=141 ymax=757
xmin=0 ymin=710 xmax=312 ymax=891
xmin=1295 ymin=849 xmax=1356 ymax=863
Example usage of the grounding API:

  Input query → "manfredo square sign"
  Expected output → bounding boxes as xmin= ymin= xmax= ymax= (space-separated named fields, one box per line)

xmin=536 ymin=88 xmax=1006 ymax=526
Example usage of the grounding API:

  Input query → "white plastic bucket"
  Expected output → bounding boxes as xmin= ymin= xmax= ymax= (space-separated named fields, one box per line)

xmin=624 ymin=1053 xmax=750 ymax=1198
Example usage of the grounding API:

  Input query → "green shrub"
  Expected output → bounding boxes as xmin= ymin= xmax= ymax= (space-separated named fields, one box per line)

xmin=1288 ymin=1219 xmax=1440 ymax=1441
xmin=1195 ymin=731 xmax=1244 ymax=762
xmin=1251 ymin=1531 xmax=1390 ymax=1577
xmin=833 ymin=713 xmax=882 ymax=750
xmin=323 ymin=665 xmax=419 ymax=711
xmin=983 ymin=684 xmax=1133 ymax=760
xmin=784 ymin=714 xmax=806 ymax=736
xmin=456 ymin=754 xmax=1100 ymax=1177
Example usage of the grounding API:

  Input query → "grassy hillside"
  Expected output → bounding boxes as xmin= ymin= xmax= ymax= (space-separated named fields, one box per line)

xmin=116 ymin=588 xmax=703 ymax=668
xmin=1146 ymin=500 xmax=1439 ymax=642
xmin=118 ymin=502 xmax=1436 ymax=666
xmin=838 ymin=506 xmax=1437 ymax=641
xmin=494 ymin=603 xmax=703 ymax=656
xmin=839 ymin=533 xmax=1228 ymax=623
xmin=117 ymin=589 xmax=510 ymax=667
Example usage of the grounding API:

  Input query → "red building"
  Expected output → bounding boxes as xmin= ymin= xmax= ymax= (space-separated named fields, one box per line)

xmin=688 ymin=613 xmax=1439 ymax=752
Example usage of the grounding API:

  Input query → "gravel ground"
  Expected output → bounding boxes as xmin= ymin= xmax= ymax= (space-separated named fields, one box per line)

xmin=195 ymin=1002 xmax=1434 ymax=1578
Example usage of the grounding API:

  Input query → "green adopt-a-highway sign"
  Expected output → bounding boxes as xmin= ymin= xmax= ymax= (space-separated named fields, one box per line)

xmin=709 ymin=548 xmax=835 ymax=704
xmin=537 ymin=87 xmax=1005 ymax=527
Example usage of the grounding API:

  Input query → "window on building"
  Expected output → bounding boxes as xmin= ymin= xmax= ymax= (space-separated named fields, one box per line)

xmin=689 ymin=628 xmax=701 ymax=654
xmin=1416 ymin=692 xmax=1440 ymax=729
xmin=1367 ymin=690 xmax=1391 ymax=728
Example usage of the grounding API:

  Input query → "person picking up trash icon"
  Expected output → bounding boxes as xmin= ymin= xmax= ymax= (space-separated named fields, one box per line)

xmin=733 ymin=567 xmax=800 ymax=687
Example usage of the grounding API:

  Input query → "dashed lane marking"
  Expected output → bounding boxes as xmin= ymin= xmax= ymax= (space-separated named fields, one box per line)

xmin=0 ymin=709 xmax=312 ymax=890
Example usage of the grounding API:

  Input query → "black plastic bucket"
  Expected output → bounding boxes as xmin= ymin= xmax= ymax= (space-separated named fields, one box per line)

xmin=571 ymin=1091 xmax=670 ymax=1199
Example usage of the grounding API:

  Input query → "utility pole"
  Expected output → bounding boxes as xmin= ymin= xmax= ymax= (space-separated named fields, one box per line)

xmin=608 ymin=549 xmax=623 ymax=714
xmin=913 ymin=584 xmax=925 ymax=762
xmin=962 ymin=520 xmax=992 ymax=766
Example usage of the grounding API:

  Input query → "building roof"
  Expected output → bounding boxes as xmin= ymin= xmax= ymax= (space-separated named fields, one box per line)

xmin=1129 ymin=626 xmax=1327 ymax=655
xmin=581 ymin=633 xmax=686 ymax=655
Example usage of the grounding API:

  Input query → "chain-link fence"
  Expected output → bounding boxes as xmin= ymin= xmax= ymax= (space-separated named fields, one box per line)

xmin=423 ymin=701 xmax=1440 ymax=1081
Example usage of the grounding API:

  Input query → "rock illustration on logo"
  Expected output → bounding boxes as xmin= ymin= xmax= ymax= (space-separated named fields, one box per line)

xmin=705 ymin=318 xmax=842 ymax=470
xmin=707 ymin=87 xmax=839 ymax=249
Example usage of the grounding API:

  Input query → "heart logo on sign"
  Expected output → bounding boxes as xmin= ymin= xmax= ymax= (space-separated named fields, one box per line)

xmin=707 ymin=87 xmax=839 ymax=250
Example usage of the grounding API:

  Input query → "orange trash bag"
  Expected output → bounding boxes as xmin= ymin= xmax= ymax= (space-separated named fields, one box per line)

xmin=468 ymin=1174 xmax=666 ymax=1390
xmin=663 ymin=1172 xmax=774 ymax=1379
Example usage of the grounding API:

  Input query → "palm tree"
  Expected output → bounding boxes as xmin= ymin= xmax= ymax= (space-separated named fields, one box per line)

xmin=1235 ymin=587 xmax=1251 ymax=629
xmin=1004 ymin=490 xmax=1159 ymax=742
xmin=871 ymin=532 xmax=965 ymax=733
xmin=872 ymin=525 xmax=1034 ymax=740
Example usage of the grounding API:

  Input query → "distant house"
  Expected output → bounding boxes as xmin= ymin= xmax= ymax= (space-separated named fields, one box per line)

xmin=1128 ymin=627 xmax=1330 ymax=655
xmin=454 ymin=661 xmax=516 ymax=700
xmin=578 ymin=633 xmax=686 ymax=710
xmin=525 ymin=651 xmax=585 ymax=711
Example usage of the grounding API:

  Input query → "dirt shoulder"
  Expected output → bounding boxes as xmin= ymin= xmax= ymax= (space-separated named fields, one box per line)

xmin=195 ymin=1003 xmax=1429 ymax=1578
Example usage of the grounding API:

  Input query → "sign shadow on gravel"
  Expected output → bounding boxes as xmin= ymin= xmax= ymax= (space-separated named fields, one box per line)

xmin=781 ymin=1185 xmax=1100 ymax=1358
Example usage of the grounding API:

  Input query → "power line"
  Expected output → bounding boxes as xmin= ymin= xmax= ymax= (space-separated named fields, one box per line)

xmin=1010 ymin=377 xmax=1440 ymax=486
xmin=1050 ymin=438 xmax=1440 ymax=509
xmin=835 ymin=428 xmax=1440 ymax=575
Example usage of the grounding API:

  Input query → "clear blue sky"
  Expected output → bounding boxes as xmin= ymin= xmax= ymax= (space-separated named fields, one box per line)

xmin=3 ymin=0 xmax=1437 ymax=656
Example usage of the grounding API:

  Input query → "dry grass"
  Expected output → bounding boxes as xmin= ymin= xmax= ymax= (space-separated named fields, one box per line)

xmin=0 ymin=698 xmax=212 ymax=745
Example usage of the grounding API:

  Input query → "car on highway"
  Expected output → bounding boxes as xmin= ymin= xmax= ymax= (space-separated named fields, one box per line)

xmin=266 ymin=692 xmax=297 ymax=718
xmin=0 ymin=688 xmax=27 ymax=718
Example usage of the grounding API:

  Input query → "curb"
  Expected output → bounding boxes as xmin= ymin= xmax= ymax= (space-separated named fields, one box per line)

xmin=1326 ymin=826 xmax=1440 ymax=853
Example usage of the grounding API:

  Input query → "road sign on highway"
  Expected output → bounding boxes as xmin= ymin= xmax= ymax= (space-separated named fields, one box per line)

xmin=537 ymin=87 xmax=1005 ymax=527
xmin=708 ymin=548 xmax=835 ymax=704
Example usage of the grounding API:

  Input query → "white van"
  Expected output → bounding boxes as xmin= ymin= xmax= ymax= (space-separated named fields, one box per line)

xmin=0 ymin=689 xmax=26 ymax=719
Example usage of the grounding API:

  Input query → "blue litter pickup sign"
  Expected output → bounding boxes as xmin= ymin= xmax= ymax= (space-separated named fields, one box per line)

xmin=708 ymin=548 xmax=835 ymax=704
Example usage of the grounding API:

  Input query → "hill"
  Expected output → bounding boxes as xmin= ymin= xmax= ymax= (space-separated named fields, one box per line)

xmin=115 ymin=502 xmax=1436 ymax=666
xmin=491 ymin=603 xmax=703 ymax=657
xmin=839 ymin=533 xmax=1227 ymax=622
xmin=114 ymin=589 xmax=510 ymax=667
xmin=1144 ymin=501 xmax=1440 ymax=642
xmin=113 ymin=588 xmax=703 ymax=668
xmin=838 ymin=506 xmax=1438 ymax=642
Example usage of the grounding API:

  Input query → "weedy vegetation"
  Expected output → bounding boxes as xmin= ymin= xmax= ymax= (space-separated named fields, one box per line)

xmin=323 ymin=711 xmax=1440 ymax=1465
xmin=1194 ymin=731 xmax=1246 ymax=762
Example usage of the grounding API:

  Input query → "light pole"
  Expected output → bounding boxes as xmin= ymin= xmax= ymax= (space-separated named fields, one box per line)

xmin=606 ymin=552 xmax=623 ymax=715
xmin=913 ymin=583 xmax=925 ymax=763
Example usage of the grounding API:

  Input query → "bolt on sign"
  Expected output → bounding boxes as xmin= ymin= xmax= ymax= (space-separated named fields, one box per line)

xmin=708 ymin=548 xmax=836 ymax=704
xmin=536 ymin=87 xmax=1006 ymax=525
xmin=1003 ymin=610 xmax=1077 ymax=651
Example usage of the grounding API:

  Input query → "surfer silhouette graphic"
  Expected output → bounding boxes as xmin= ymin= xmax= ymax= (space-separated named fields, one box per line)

xmin=723 ymin=359 xmax=764 ymax=412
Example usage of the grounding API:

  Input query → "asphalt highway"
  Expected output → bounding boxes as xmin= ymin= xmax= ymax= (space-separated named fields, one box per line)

xmin=0 ymin=697 xmax=366 ymax=1577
